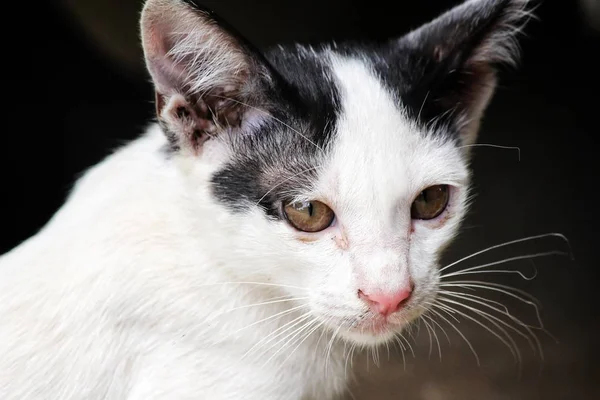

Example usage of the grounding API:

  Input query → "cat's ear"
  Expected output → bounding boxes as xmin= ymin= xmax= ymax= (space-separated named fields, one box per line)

xmin=140 ymin=0 xmax=275 ymax=154
xmin=396 ymin=0 xmax=534 ymax=145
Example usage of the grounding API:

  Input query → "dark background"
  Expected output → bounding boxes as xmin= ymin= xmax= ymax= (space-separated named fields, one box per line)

xmin=2 ymin=0 xmax=599 ymax=398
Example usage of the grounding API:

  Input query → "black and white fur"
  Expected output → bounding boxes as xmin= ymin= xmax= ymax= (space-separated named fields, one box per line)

xmin=0 ymin=0 xmax=532 ymax=398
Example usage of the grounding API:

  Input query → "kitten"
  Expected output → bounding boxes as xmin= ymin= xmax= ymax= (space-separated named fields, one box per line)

xmin=0 ymin=0 xmax=533 ymax=398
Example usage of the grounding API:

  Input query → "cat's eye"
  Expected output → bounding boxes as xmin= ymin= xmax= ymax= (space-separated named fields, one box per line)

xmin=283 ymin=200 xmax=335 ymax=233
xmin=411 ymin=185 xmax=450 ymax=220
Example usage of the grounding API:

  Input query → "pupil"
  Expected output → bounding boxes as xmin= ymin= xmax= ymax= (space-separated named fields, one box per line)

xmin=308 ymin=203 xmax=313 ymax=217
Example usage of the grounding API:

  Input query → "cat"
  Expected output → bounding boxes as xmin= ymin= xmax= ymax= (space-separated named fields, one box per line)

xmin=0 ymin=0 xmax=534 ymax=399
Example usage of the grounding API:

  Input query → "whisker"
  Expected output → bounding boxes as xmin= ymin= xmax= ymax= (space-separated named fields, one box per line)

xmin=432 ymin=302 xmax=461 ymax=323
xmin=404 ymin=318 xmax=417 ymax=343
xmin=325 ymin=324 xmax=344 ymax=377
xmin=414 ymin=317 xmax=422 ymax=337
xmin=439 ymin=289 xmax=511 ymax=316
xmin=344 ymin=341 xmax=358 ymax=379
xmin=314 ymin=315 xmax=334 ymax=359
xmin=417 ymin=90 xmax=431 ymax=121
xmin=458 ymin=143 xmax=521 ymax=161
xmin=440 ymin=281 xmax=556 ymax=344
xmin=420 ymin=314 xmax=440 ymax=361
xmin=393 ymin=335 xmax=407 ymax=371
xmin=439 ymin=291 xmax=543 ymax=354
xmin=373 ymin=341 xmax=380 ymax=368
xmin=232 ymin=305 xmax=308 ymax=338
xmin=207 ymin=296 xmax=310 ymax=322
xmin=435 ymin=301 xmax=522 ymax=368
xmin=439 ymin=233 xmax=571 ymax=274
xmin=276 ymin=318 xmax=320 ymax=359
xmin=442 ymin=250 xmax=567 ymax=279
xmin=240 ymin=312 xmax=312 ymax=360
xmin=385 ymin=338 xmax=391 ymax=361
xmin=260 ymin=317 xmax=318 ymax=367
xmin=195 ymin=281 xmax=309 ymax=291
xmin=349 ymin=341 xmax=358 ymax=369
xmin=440 ymin=281 xmax=543 ymax=323
xmin=426 ymin=305 xmax=480 ymax=365
xmin=400 ymin=333 xmax=416 ymax=358
xmin=420 ymin=315 xmax=434 ymax=359
xmin=441 ymin=280 xmax=540 ymax=304
xmin=421 ymin=309 xmax=451 ymax=347
xmin=444 ymin=269 xmax=538 ymax=280
xmin=281 ymin=319 xmax=324 ymax=366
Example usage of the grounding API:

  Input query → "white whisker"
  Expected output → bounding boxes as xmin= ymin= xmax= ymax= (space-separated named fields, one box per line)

xmin=439 ymin=233 xmax=571 ymax=273
xmin=442 ymin=250 xmax=566 ymax=279
xmin=344 ymin=341 xmax=358 ymax=379
xmin=196 ymin=281 xmax=309 ymax=291
xmin=439 ymin=289 xmax=511 ymax=315
xmin=281 ymin=319 xmax=324 ymax=366
xmin=458 ymin=143 xmax=521 ymax=161
xmin=422 ymin=310 xmax=451 ymax=347
xmin=393 ymin=335 xmax=407 ymax=371
xmin=440 ymin=281 xmax=544 ymax=325
xmin=420 ymin=315 xmax=434 ymax=359
xmin=439 ymin=291 xmax=543 ymax=355
xmin=426 ymin=305 xmax=480 ymax=365
xmin=436 ymin=299 xmax=523 ymax=365
xmin=325 ymin=324 xmax=343 ymax=377
xmin=240 ymin=312 xmax=313 ymax=360
xmin=207 ymin=296 xmax=310 ymax=322
xmin=401 ymin=333 xmax=416 ymax=358
xmin=314 ymin=315 xmax=334 ymax=359
xmin=260 ymin=318 xmax=318 ymax=367
xmin=233 ymin=306 xmax=308 ymax=339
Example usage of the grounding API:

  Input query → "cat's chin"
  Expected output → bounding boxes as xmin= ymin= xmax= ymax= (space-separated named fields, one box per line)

xmin=336 ymin=319 xmax=409 ymax=347
xmin=341 ymin=328 xmax=398 ymax=347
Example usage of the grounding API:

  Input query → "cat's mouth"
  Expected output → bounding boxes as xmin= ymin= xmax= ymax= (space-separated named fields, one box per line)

xmin=350 ymin=318 xmax=395 ymax=335
xmin=324 ymin=299 xmax=432 ymax=346
xmin=338 ymin=313 xmax=415 ymax=345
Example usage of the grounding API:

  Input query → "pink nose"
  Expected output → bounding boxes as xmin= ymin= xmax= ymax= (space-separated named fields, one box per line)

xmin=358 ymin=285 xmax=414 ymax=316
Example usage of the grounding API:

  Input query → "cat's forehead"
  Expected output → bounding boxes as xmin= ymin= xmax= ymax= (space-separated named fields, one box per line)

xmin=309 ymin=52 xmax=469 ymax=203
xmin=212 ymin=46 xmax=468 ymax=215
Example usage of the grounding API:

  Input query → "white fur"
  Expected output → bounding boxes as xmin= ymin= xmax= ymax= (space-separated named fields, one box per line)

xmin=0 ymin=53 xmax=470 ymax=399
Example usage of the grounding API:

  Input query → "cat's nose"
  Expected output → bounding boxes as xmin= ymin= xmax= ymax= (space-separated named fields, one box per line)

xmin=358 ymin=284 xmax=414 ymax=316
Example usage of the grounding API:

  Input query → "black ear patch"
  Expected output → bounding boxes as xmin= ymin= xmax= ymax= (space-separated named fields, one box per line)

xmin=379 ymin=0 xmax=534 ymax=144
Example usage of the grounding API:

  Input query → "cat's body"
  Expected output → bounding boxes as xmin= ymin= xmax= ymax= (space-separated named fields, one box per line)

xmin=0 ymin=126 xmax=346 ymax=399
xmin=0 ymin=0 xmax=532 ymax=399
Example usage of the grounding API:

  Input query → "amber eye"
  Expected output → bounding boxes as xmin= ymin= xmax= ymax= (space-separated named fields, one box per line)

xmin=411 ymin=185 xmax=450 ymax=220
xmin=283 ymin=200 xmax=335 ymax=232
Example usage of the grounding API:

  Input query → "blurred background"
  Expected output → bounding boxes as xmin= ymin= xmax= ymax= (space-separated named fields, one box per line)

xmin=2 ymin=0 xmax=599 ymax=398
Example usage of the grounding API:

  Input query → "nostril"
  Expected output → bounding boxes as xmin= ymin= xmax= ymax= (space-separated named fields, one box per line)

xmin=358 ymin=284 xmax=414 ymax=316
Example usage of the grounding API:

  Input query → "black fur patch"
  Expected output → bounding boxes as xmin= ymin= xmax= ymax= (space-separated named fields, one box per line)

xmin=210 ymin=45 xmax=341 ymax=218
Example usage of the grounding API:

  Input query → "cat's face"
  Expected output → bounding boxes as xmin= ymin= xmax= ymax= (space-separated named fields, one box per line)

xmin=141 ymin=0 xmax=530 ymax=345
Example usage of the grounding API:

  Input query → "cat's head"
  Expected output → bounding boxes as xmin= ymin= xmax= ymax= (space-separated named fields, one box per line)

xmin=140 ymin=0 xmax=532 ymax=346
